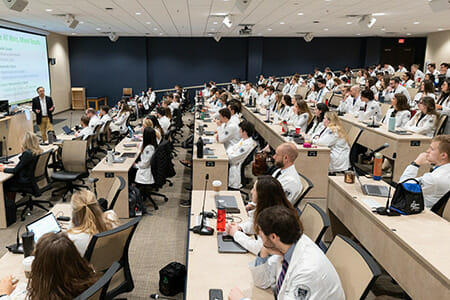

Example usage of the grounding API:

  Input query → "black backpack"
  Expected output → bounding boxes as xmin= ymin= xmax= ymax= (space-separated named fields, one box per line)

xmin=159 ymin=262 xmax=186 ymax=296
xmin=128 ymin=184 xmax=146 ymax=217
xmin=390 ymin=178 xmax=424 ymax=215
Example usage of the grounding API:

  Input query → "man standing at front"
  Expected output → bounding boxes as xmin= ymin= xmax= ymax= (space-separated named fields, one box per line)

xmin=32 ymin=87 xmax=54 ymax=142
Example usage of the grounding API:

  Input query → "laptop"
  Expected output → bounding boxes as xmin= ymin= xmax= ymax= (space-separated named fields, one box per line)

xmin=354 ymin=168 xmax=389 ymax=197
xmin=26 ymin=213 xmax=61 ymax=243
xmin=217 ymin=232 xmax=248 ymax=253
xmin=204 ymin=147 xmax=214 ymax=156
xmin=204 ymin=131 xmax=215 ymax=136
xmin=215 ymin=195 xmax=240 ymax=214
xmin=62 ymin=125 xmax=74 ymax=135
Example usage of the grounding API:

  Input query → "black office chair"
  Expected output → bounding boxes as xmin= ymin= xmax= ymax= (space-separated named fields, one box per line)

xmin=73 ymin=261 xmax=120 ymax=300
xmin=229 ymin=144 xmax=257 ymax=200
xmin=97 ymin=176 xmax=126 ymax=211
xmin=431 ymin=190 xmax=450 ymax=217
xmin=51 ymin=140 xmax=89 ymax=201
xmin=435 ymin=114 xmax=448 ymax=136
xmin=84 ymin=217 xmax=141 ymax=299
xmin=293 ymin=172 xmax=314 ymax=208
xmin=16 ymin=150 xmax=54 ymax=220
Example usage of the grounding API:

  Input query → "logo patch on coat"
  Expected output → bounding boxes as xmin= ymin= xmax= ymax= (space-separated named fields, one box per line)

xmin=295 ymin=285 xmax=310 ymax=300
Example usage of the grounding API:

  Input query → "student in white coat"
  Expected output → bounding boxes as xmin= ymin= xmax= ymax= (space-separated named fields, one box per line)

xmin=401 ymin=72 xmax=415 ymax=88
xmin=147 ymin=87 xmax=156 ymax=106
xmin=134 ymin=127 xmax=158 ymax=185
xmin=397 ymin=64 xmax=408 ymax=73
xmin=266 ymin=86 xmax=277 ymax=110
xmin=256 ymin=84 xmax=269 ymax=107
xmin=99 ymin=105 xmax=112 ymax=133
xmin=227 ymin=121 xmax=256 ymax=189
xmin=156 ymin=107 xmax=171 ymax=135
xmin=257 ymin=74 xmax=265 ymax=85
xmin=243 ymin=83 xmax=258 ymax=103
xmin=110 ymin=100 xmax=131 ymax=134
xmin=86 ymin=108 xmax=102 ymax=131
xmin=228 ymin=206 xmax=345 ymax=300
xmin=138 ymin=90 xmax=150 ymax=115
xmin=215 ymin=108 xmax=241 ymax=151
xmin=426 ymin=63 xmax=440 ymax=78
xmin=384 ymin=77 xmax=412 ymax=104
xmin=228 ymin=103 xmax=241 ymax=127
xmin=436 ymin=79 xmax=450 ymax=115
xmin=405 ymin=96 xmax=439 ymax=137
xmin=383 ymin=64 xmax=395 ymax=74
xmin=411 ymin=64 xmax=425 ymax=83
xmin=288 ymin=97 xmax=313 ymax=133
xmin=288 ymin=78 xmax=299 ymax=97
xmin=359 ymin=89 xmax=382 ymax=122
xmin=306 ymin=103 xmax=329 ymax=136
xmin=313 ymin=112 xmax=351 ymax=173
xmin=276 ymin=95 xmax=293 ymax=121
xmin=400 ymin=135 xmax=450 ymax=209
xmin=325 ymin=72 xmax=334 ymax=90
xmin=75 ymin=115 xmax=94 ymax=140
xmin=271 ymin=143 xmax=302 ymax=204
xmin=282 ymin=78 xmax=291 ymax=95
xmin=413 ymin=80 xmax=436 ymax=107
xmin=225 ymin=175 xmax=296 ymax=255
xmin=315 ymin=78 xmax=329 ymax=104
xmin=383 ymin=93 xmax=411 ymax=129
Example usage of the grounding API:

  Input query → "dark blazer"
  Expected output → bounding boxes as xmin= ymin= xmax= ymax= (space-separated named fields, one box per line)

xmin=32 ymin=96 xmax=54 ymax=125
xmin=4 ymin=150 xmax=37 ymax=187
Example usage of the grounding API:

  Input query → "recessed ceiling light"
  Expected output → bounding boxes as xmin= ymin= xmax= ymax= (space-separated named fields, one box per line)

xmin=267 ymin=28 xmax=272 ymax=31
xmin=71 ymin=33 xmax=76 ymax=35
xmin=213 ymin=21 xmax=218 ymax=24
xmin=324 ymin=28 xmax=329 ymax=31
xmin=146 ymin=22 xmax=151 ymax=24
xmin=381 ymin=28 xmax=386 ymax=31
xmin=324 ymin=0 xmax=332 ymax=2
xmin=297 ymin=12 xmax=304 ymax=16
xmin=208 ymin=33 xmax=213 ymax=36
xmin=346 ymin=21 xmax=352 ymax=25
xmin=96 ymin=28 xmax=101 ymax=30
xmin=153 ymin=28 xmax=158 ymax=31
xmin=258 ymin=33 xmax=262 ymax=36
xmin=280 ymin=22 xmax=285 ymax=25
xmin=356 ymin=33 xmax=361 ymax=36
xmin=136 ymin=12 xmax=142 ymax=15
xmin=406 ymin=33 xmax=412 ymax=35
xmin=79 ymin=21 xmax=84 ymax=24
xmin=372 ymin=13 xmax=386 ymax=16
xmin=159 ymin=33 xmax=163 ymax=35
xmin=413 ymin=21 xmax=420 ymax=25
xmin=438 ymin=28 xmax=444 ymax=31
xmin=45 ymin=9 xmax=52 ymax=12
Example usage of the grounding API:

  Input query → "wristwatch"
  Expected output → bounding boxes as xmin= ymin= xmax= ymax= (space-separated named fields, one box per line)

xmin=411 ymin=162 xmax=420 ymax=168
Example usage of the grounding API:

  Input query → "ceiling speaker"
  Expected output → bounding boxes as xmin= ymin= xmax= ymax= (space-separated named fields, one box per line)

xmin=3 ymin=0 xmax=28 ymax=12
xmin=428 ymin=0 xmax=450 ymax=12
xmin=108 ymin=32 xmax=119 ymax=42
xmin=235 ymin=0 xmax=251 ymax=13
xmin=65 ymin=14 xmax=79 ymax=29
xmin=304 ymin=32 xmax=313 ymax=42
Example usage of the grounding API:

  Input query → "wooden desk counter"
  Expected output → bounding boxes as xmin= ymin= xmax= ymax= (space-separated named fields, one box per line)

xmin=0 ymin=111 xmax=33 ymax=156
xmin=192 ymin=117 xmax=229 ymax=190
xmin=241 ymin=105 xmax=330 ymax=198
xmin=327 ymin=176 xmax=450 ymax=300
xmin=91 ymin=138 xmax=140 ymax=218
xmin=186 ymin=191 xmax=272 ymax=300
xmin=339 ymin=114 xmax=431 ymax=182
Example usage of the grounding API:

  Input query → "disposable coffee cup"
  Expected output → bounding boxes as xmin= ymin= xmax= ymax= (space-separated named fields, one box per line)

xmin=23 ymin=256 xmax=34 ymax=278
xmin=295 ymin=127 xmax=301 ymax=134
xmin=212 ymin=180 xmax=222 ymax=192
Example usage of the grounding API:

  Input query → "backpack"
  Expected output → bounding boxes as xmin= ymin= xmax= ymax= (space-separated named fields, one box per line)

xmin=390 ymin=178 xmax=424 ymax=215
xmin=128 ymin=184 xmax=146 ymax=217
xmin=159 ymin=262 xmax=186 ymax=296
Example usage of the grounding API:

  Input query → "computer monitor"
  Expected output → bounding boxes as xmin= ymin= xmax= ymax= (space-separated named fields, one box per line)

xmin=26 ymin=213 xmax=61 ymax=243
xmin=0 ymin=100 xmax=8 ymax=113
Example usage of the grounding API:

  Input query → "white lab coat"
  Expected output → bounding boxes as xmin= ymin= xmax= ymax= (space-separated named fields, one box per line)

xmin=140 ymin=95 xmax=150 ymax=110
xmin=135 ymin=144 xmax=155 ymax=185
xmin=277 ymin=105 xmax=292 ymax=121
xmin=414 ymin=70 xmax=425 ymax=82
xmin=256 ymin=93 xmax=269 ymax=107
xmin=110 ymin=111 xmax=130 ymax=134
xmin=306 ymin=91 xmax=317 ymax=102
xmin=282 ymin=83 xmax=291 ymax=95
xmin=288 ymin=112 xmax=310 ymax=133
xmin=384 ymin=85 xmax=412 ymax=103
xmin=288 ymin=83 xmax=299 ymax=97
xmin=249 ymin=235 xmax=345 ymax=300
xmin=405 ymin=113 xmax=437 ymax=137
xmin=243 ymin=88 xmax=258 ymax=103
xmin=383 ymin=108 xmax=411 ymax=129
xmin=383 ymin=65 xmax=395 ymax=74
xmin=159 ymin=115 xmax=171 ymax=135
xmin=217 ymin=122 xmax=241 ymax=151
xmin=78 ymin=126 xmax=94 ymax=141
xmin=229 ymin=114 xmax=240 ymax=126
xmin=326 ymin=79 xmax=334 ymax=90
xmin=316 ymin=87 xmax=329 ymax=104
xmin=233 ymin=209 xmax=263 ymax=255
xmin=438 ymin=94 xmax=450 ymax=116
xmin=339 ymin=96 xmax=363 ymax=115
xmin=100 ymin=114 xmax=112 ymax=133
xmin=397 ymin=67 xmax=408 ymax=73
xmin=148 ymin=91 xmax=156 ymax=105
xmin=314 ymin=127 xmax=350 ymax=172
xmin=267 ymin=93 xmax=276 ymax=110
xmin=413 ymin=92 xmax=436 ymax=106
xmin=88 ymin=114 xmax=102 ymax=131
xmin=400 ymin=163 xmax=450 ymax=209
xmin=401 ymin=79 xmax=415 ymax=89
xmin=359 ymin=100 xmax=382 ymax=122
xmin=357 ymin=76 xmax=366 ymax=85
xmin=314 ymin=71 xmax=323 ymax=78
xmin=227 ymin=138 xmax=256 ymax=189
xmin=307 ymin=119 xmax=324 ymax=136
xmin=272 ymin=165 xmax=302 ymax=204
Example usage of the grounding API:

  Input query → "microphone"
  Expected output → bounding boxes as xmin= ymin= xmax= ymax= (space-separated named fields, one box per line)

xmin=376 ymin=186 xmax=399 ymax=216
xmin=149 ymin=294 xmax=176 ymax=300
xmin=192 ymin=174 xmax=214 ymax=235
xmin=6 ymin=223 xmax=24 ymax=254
xmin=1 ymin=136 xmax=11 ymax=164
xmin=369 ymin=143 xmax=389 ymax=156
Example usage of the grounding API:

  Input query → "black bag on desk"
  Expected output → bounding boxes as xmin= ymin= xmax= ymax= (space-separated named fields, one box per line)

xmin=159 ymin=262 xmax=186 ymax=296
xmin=5 ymin=195 xmax=17 ymax=226
xmin=390 ymin=178 xmax=424 ymax=215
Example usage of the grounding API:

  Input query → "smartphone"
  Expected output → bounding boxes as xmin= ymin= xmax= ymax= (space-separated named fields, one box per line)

xmin=209 ymin=289 xmax=223 ymax=300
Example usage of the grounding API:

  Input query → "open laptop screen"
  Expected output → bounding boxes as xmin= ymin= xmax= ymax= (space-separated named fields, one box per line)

xmin=26 ymin=213 xmax=61 ymax=243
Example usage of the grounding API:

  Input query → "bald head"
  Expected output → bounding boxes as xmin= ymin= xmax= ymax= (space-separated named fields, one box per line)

xmin=350 ymin=85 xmax=360 ymax=97
xmin=276 ymin=143 xmax=298 ymax=165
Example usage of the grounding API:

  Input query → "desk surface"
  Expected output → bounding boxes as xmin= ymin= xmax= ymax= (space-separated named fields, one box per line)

xmin=92 ymin=137 xmax=140 ymax=172
xmin=186 ymin=191 xmax=272 ymax=300
xmin=193 ymin=118 xmax=228 ymax=162
xmin=328 ymin=176 xmax=450 ymax=299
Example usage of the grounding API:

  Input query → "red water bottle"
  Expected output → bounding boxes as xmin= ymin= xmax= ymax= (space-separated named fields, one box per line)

xmin=216 ymin=205 xmax=226 ymax=232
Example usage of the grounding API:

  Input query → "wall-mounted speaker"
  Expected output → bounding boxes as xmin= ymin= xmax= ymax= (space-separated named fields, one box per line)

xmin=2 ymin=0 xmax=28 ymax=12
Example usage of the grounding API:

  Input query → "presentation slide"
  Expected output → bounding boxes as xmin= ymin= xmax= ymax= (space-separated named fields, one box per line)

xmin=0 ymin=27 xmax=51 ymax=105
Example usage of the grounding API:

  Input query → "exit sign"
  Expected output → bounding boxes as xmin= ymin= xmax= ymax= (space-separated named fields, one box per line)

xmin=398 ymin=39 xmax=405 ymax=44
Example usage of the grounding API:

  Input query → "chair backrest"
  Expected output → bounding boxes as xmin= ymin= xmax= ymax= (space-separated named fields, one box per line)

xmin=300 ymin=202 xmax=330 ymax=245
xmin=434 ymin=114 xmax=448 ymax=136
xmin=294 ymin=173 xmax=314 ymax=207
xmin=73 ymin=262 xmax=121 ymax=300
xmin=85 ymin=217 xmax=141 ymax=272
xmin=407 ymin=88 xmax=418 ymax=100
xmin=380 ymin=103 xmax=390 ymax=118
xmin=297 ymin=86 xmax=309 ymax=98
xmin=347 ymin=127 xmax=363 ymax=168
xmin=107 ymin=176 xmax=126 ymax=210
xmin=324 ymin=91 xmax=333 ymax=102
xmin=329 ymin=93 xmax=343 ymax=107
xmin=240 ymin=143 xmax=258 ymax=185
xmin=443 ymin=198 xmax=450 ymax=222
xmin=62 ymin=140 xmax=88 ymax=173
xmin=431 ymin=190 xmax=450 ymax=217
xmin=326 ymin=235 xmax=381 ymax=300
xmin=123 ymin=88 xmax=132 ymax=97
xmin=34 ymin=150 xmax=53 ymax=180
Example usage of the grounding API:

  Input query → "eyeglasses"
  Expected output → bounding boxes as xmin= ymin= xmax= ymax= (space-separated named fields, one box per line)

xmin=418 ymin=100 xmax=423 ymax=104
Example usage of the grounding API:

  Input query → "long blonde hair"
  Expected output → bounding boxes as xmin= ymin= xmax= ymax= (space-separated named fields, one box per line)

xmin=143 ymin=118 xmax=161 ymax=141
xmin=325 ymin=112 xmax=349 ymax=144
xmin=22 ymin=131 xmax=42 ymax=155
xmin=68 ymin=190 xmax=113 ymax=235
